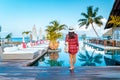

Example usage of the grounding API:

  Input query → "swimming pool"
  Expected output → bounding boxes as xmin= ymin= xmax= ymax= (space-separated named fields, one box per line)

xmin=31 ymin=41 xmax=120 ymax=67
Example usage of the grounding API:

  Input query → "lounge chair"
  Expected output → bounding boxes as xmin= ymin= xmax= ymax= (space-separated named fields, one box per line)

xmin=1 ymin=47 xmax=40 ymax=60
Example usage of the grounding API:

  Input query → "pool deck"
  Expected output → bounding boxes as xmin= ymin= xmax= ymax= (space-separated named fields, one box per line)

xmin=0 ymin=66 xmax=120 ymax=80
xmin=1 ymin=56 xmax=120 ymax=80
xmin=84 ymin=42 xmax=120 ymax=51
xmin=0 ymin=44 xmax=120 ymax=80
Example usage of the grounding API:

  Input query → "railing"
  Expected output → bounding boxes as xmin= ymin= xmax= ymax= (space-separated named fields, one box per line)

xmin=88 ymin=39 xmax=116 ymax=47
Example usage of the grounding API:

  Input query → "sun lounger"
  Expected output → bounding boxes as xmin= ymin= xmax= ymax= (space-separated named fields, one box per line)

xmin=1 ymin=48 xmax=40 ymax=60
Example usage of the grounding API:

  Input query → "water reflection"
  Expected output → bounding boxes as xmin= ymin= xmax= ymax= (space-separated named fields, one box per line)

xmin=45 ymin=52 xmax=64 ymax=66
xmin=104 ymin=50 xmax=120 ymax=65
xmin=49 ymin=52 xmax=59 ymax=60
xmin=78 ymin=50 xmax=103 ymax=66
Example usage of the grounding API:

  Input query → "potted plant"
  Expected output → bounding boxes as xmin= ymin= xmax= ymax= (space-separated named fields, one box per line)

xmin=46 ymin=20 xmax=67 ymax=50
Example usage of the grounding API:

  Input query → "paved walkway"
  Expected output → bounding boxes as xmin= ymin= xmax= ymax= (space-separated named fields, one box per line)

xmin=0 ymin=66 xmax=120 ymax=80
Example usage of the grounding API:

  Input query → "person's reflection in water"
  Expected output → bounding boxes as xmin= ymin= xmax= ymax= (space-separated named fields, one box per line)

xmin=70 ymin=69 xmax=74 ymax=75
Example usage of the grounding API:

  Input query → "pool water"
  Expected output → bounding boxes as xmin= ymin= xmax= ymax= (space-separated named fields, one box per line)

xmin=32 ymin=41 xmax=120 ymax=67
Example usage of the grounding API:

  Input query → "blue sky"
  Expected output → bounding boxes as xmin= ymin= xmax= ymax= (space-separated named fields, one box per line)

xmin=0 ymin=0 xmax=114 ymax=37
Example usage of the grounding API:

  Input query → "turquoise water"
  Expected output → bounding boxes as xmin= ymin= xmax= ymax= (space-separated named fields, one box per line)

xmin=32 ymin=41 xmax=120 ymax=67
xmin=10 ymin=36 xmax=91 ymax=42
xmin=11 ymin=37 xmax=30 ymax=42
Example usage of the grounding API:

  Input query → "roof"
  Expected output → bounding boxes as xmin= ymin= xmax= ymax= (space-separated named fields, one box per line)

xmin=103 ymin=29 xmax=112 ymax=36
xmin=104 ymin=0 xmax=120 ymax=29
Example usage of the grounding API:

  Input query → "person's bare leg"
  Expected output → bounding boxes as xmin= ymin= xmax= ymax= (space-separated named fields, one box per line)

xmin=73 ymin=54 xmax=76 ymax=65
xmin=69 ymin=54 xmax=74 ymax=69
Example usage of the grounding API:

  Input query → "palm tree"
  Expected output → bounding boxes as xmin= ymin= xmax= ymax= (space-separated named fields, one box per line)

xmin=5 ymin=33 xmax=12 ymax=43
xmin=46 ymin=20 xmax=67 ymax=49
xmin=22 ymin=31 xmax=31 ymax=42
xmin=78 ymin=6 xmax=103 ymax=38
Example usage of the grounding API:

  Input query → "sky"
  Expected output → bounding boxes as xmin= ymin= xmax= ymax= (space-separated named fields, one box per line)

xmin=0 ymin=0 xmax=114 ymax=38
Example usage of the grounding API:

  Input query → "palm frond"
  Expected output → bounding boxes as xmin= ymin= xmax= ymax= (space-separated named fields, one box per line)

xmin=93 ymin=16 xmax=103 ymax=27
xmin=81 ymin=13 xmax=88 ymax=18
xmin=78 ymin=19 xmax=87 ymax=22
xmin=79 ymin=21 xmax=87 ymax=27
xmin=85 ymin=50 xmax=91 ymax=59
xmin=93 ymin=54 xmax=102 ymax=63
xmin=92 ymin=7 xmax=99 ymax=17
xmin=95 ymin=15 xmax=103 ymax=20
xmin=58 ymin=24 xmax=67 ymax=30
xmin=87 ymin=6 xmax=93 ymax=17
xmin=78 ymin=52 xmax=87 ymax=59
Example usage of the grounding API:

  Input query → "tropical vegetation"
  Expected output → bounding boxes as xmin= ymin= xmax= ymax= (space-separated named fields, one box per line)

xmin=108 ymin=15 xmax=120 ymax=27
xmin=5 ymin=33 xmax=12 ymax=42
xmin=78 ymin=6 xmax=103 ymax=38
xmin=22 ymin=31 xmax=31 ymax=42
xmin=46 ymin=20 xmax=67 ymax=49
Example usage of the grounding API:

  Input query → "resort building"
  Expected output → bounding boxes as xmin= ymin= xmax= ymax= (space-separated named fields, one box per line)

xmin=104 ymin=0 xmax=120 ymax=40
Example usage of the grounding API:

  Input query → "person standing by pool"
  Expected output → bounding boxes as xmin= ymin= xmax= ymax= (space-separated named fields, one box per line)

xmin=65 ymin=27 xmax=79 ymax=70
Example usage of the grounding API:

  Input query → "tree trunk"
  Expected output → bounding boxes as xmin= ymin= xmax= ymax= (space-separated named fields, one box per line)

xmin=91 ymin=23 xmax=100 ymax=39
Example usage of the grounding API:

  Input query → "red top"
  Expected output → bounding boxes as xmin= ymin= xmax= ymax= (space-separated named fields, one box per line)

xmin=65 ymin=34 xmax=79 ymax=55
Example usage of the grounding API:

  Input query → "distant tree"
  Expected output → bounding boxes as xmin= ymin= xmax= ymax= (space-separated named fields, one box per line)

xmin=0 ymin=26 xmax=1 ymax=32
xmin=81 ymin=34 xmax=86 ymax=41
xmin=78 ymin=6 xmax=103 ymax=38
xmin=22 ymin=31 xmax=31 ymax=42
xmin=5 ymin=33 xmax=12 ymax=42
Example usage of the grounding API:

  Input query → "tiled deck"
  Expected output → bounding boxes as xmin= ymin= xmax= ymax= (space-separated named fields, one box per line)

xmin=0 ymin=45 xmax=120 ymax=80
xmin=1 ymin=55 xmax=120 ymax=80
xmin=0 ymin=66 xmax=120 ymax=80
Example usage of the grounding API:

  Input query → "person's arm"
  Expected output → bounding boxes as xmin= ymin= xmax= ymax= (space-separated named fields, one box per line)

xmin=65 ymin=34 xmax=68 ymax=42
xmin=76 ymin=34 xmax=79 ymax=47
